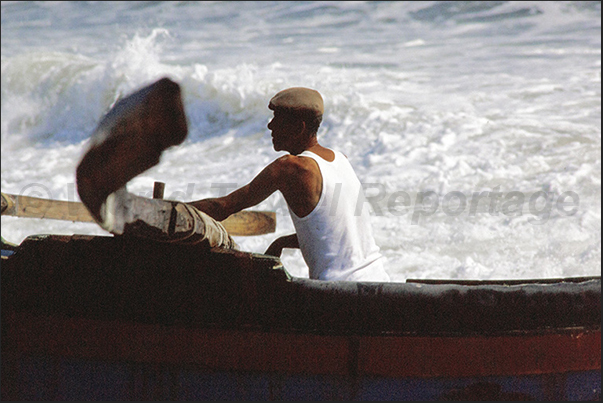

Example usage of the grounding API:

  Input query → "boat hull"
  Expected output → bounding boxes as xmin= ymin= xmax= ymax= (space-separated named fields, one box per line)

xmin=2 ymin=235 xmax=600 ymax=400
xmin=2 ymin=312 xmax=600 ymax=401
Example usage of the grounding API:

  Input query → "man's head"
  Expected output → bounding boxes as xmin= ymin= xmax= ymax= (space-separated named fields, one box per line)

xmin=269 ymin=87 xmax=323 ymax=117
xmin=267 ymin=87 xmax=324 ymax=154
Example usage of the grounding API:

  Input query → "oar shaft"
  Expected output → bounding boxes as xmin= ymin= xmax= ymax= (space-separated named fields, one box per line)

xmin=1 ymin=193 xmax=275 ymax=236
xmin=1 ymin=193 xmax=95 ymax=223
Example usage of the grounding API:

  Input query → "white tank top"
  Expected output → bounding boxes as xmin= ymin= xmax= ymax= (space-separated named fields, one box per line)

xmin=288 ymin=150 xmax=390 ymax=282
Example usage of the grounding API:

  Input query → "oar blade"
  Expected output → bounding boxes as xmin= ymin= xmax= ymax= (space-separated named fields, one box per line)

xmin=222 ymin=211 xmax=277 ymax=236
xmin=76 ymin=77 xmax=188 ymax=222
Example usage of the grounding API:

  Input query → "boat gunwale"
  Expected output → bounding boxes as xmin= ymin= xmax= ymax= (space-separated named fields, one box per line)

xmin=2 ymin=234 xmax=601 ymax=337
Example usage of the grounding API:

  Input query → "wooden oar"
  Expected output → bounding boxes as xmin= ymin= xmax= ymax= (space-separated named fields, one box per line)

xmin=76 ymin=77 xmax=189 ymax=222
xmin=1 ymin=192 xmax=276 ymax=236
xmin=70 ymin=77 xmax=276 ymax=245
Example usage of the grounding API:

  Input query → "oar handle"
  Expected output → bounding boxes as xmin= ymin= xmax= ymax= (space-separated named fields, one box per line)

xmin=153 ymin=182 xmax=165 ymax=199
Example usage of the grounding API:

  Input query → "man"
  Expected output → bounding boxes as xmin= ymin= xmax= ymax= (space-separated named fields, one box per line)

xmin=189 ymin=87 xmax=390 ymax=282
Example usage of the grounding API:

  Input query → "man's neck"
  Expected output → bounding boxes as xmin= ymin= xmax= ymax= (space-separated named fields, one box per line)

xmin=289 ymin=137 xmax=319 ymax=156
xmin=302 ymin=143 xmax=335 ymax=162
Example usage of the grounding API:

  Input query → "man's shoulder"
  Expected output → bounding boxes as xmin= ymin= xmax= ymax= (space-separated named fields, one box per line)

xmin=263 ymin=155 xmax=320 ymax=190
xmin=271 ymin=154 xmax=316 ymax=172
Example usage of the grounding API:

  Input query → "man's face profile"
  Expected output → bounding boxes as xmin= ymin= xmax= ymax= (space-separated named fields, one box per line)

xmin=268 ymin=110 xmax=302 ymax=153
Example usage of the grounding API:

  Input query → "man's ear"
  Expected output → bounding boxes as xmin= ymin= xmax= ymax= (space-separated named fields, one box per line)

xmin=298 ymin=120 xmax=307 ymax=136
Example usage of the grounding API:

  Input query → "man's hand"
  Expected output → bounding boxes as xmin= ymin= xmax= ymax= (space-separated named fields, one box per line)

xmin=265 ymin=233 xmax=299 ymax=257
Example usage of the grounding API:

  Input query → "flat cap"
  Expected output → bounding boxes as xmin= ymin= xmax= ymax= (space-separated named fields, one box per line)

xmin=268 ymin=87 xmax=324 ymax=116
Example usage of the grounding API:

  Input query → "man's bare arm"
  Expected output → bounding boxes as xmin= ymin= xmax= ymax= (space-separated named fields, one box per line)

xmin=189 ymin=156 xmax=295 ymax=221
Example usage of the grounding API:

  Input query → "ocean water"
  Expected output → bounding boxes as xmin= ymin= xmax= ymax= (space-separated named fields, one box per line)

xmin=1 ymin=1 xmax=600 ymax=281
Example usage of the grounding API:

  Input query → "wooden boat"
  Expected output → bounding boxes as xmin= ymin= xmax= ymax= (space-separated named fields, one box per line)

xmin=1 ymin=234 xmax=600 ymax=401
xmin=2 ymin=78 xmax=599 ymax=400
